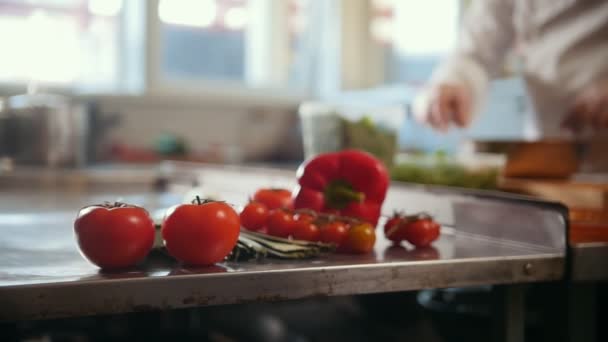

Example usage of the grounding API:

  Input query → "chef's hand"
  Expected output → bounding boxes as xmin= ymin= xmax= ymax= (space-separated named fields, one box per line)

xmin=419 ymin=83 xmax=473 ymax=132
xmin=561 ymin=80 xmax=608 ymax=132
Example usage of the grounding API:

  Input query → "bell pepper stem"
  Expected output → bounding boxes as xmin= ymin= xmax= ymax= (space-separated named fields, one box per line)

xmin=332 ymin=187 xmax=365 ymax=203
xmin=324 ymin=180 xmax=366 ymax=209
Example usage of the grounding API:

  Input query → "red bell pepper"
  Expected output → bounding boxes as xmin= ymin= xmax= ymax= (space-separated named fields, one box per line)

xmin=293 ymin=149 xmax=389 ymax=226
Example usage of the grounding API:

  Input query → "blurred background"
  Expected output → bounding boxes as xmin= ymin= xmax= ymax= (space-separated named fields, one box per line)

xmin=0 ymin=0 xmax=526 ymax=166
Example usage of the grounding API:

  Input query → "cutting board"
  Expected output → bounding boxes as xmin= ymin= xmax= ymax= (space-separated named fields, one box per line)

xmin=498 ymin=176 xmax=608 ymax=243
xmin=498 ymin=176 xmax=608 ymax=209
xmin=502 ymin=141 xmax=580 ymax=178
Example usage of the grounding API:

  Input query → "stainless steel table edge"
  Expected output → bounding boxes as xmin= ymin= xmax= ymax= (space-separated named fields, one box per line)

xmin=0 ymin=254 xmax=564 ymax=321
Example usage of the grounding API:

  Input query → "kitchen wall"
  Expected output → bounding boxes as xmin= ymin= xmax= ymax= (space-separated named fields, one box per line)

xmin=92 ymin=95 xmax=303 ymax=163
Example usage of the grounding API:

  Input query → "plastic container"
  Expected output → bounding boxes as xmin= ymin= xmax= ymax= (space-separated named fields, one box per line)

xmin=299 ymin=101 xmax=405 ymax=167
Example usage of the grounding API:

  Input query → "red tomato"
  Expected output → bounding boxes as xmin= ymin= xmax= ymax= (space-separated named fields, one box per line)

xmin=266 ymin=210 xmax=295 ymax=238
xmin=384 ymin=214 xmax=408 ymax=243
xmin=74 ymin=203 xmax=155 ymax=269
xmin=292 ymin=221 xmax=320 ymax=241
xmin=162 ymin=200 xmax=240 ymax=265
xmin=343 ymin=223 xmax=376 ymax=254
xmin=341 ymin=202 xmax=382 ymax=227
xmin=404 ymin=219 xmax=440 ymax=247
xmin=253 ymin=188 xmax=294 ymax=210
xmin=257 ymin=226 xmax=269 ymax=235
xmin=294 ymin=212 xmax=315 ymax=224
xmin=319 ymin=221 xmax=349 ymax=245
xmin=240 ymin=202 xmax=269 ymax=231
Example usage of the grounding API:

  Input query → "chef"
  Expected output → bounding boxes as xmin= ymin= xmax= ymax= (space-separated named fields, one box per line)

xmin=414 ymin=0 xmax=608 ymax=144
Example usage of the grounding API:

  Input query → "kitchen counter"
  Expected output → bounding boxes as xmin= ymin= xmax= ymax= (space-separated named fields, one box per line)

xmin=0 ymin=163 xmax=567 ymax=322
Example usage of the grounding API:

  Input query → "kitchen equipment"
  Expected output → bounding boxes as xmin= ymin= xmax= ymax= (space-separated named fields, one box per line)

xmin=1 ymin=93 xmax=89 ymax=167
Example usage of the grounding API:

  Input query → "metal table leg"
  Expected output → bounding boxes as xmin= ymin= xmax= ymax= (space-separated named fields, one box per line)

xmin=492 ymin=285 xmax=525 ymax=342
xmin=568 ymin=282 xmax=597 ymax=342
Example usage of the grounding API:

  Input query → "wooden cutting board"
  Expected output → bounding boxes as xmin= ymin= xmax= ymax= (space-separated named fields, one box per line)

xmin=499 ymin=176 xmax=608 ymax=243
xmin=501 ymin=141 xmax=580 ymax=178
xmin=498 ymin=176 xmax=608 ymax=209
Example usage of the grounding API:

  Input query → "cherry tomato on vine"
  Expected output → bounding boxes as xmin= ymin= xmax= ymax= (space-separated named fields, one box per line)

xmin=294 ymin=212 xmax=316 ymax=224
xmin=403 ymin=218 xmax=440 ymax=247
xmin=267 ymin=209 xmax=295 ymax=238
xmin=253 ymin=188 xmax=294 ymax=210
xmin=292 ymin=221 xmax=320 ymax=241
xmin=384 ymin=213 xmax=409 ymax=243
xmin=162 ymin=198 xmax=240 ymax=265
xmin=319 ymin=221 xmax=349 ymax=245
xmin=240 ymin=201 xmax=269 ymax=231
xmin=384 ymin=213 xmax=441 ymax=247
xmin=343 ymin=223 xmax=376 ymax=254
xmin=74 ymin=202 xmax=155 ymax=269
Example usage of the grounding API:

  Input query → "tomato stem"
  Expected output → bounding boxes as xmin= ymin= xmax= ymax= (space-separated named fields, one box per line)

xmin=191 ymin=196 xmax=222 ymax=205
xmin=289 ymin=208 xmax=362 ymax=226
xmin=99 ymin=201 xmax=130 ymax=209
xmin=405 ymin=212 xmax=433 ymax=221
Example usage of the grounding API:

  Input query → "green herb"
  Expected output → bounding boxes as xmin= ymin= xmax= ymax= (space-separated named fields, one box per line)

xmin=341 ymin=116 xmax=397 ymax=168
xmin=391 ymin=162 xmax=499 ymax=189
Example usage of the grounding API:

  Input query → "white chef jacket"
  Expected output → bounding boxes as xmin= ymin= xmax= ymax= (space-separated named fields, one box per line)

xmin=416 ymin=0 xmax=608 ymax=138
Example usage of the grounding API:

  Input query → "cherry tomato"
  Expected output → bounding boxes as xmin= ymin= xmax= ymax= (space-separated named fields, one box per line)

xmin=74 ymin=203 xmax=155 ymax=269
xmin=341 ymin=202 xmax=382 ymax=227
xmin=319 ymin=221 xmax=349 ymax=245
xmin=292 ymin=221 xmax=320 ymax=241
xmin=294 ymin=212 xmax=315 ymax=224
xmin=404 ymin=219 xmax=440 ymax=247
xmin=384 ymin=214 xmax=408 ymax=243
xmin=267 ymin=209 xmax=295 ymax=238
xmin=343 ymin=223 xmax=376 ymax=254
xmin=240 ymin=202 xmax=269 ymax=231
xmin=253 ymin=188 xmax=294 ymax=210
xmin=162 ymin=200 xmax=240 ymax=265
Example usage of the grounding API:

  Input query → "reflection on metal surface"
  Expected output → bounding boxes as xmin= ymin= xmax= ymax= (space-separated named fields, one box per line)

xmin=0 ymin=163 xmax=567 ymax=320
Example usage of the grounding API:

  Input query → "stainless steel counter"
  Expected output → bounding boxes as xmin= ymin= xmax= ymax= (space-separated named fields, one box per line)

xmin=0 ymin=164 xmax=568 ymax=321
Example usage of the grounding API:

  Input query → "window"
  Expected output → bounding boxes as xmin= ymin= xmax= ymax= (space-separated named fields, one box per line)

xmin=0 ymin=0 xmax=124 ymax=90
xmin=154 ymin=0 xmax=316 ymax=92
xmin=0 ymin=0 xmax=401 ymax=97
xmin=0 ymin=0 xmax=317 ymax=95
xmin=370 ymin=0 xmax=460 ymax=85
xmin=158 ymin=0 xmax=248 ymax=81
